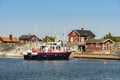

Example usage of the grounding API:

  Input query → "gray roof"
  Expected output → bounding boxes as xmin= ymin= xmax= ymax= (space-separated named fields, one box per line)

xmin=86 ymin=39 xmax=114 ymax=43
xmin=19 ymin=35 xmax=36 ymax=40
xmin=86 ymin=39 xmax=104 ymax=43
xmin=75 ymin=29 xmax=95 ymax=37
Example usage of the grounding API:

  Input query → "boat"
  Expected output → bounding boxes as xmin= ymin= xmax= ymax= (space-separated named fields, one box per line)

xmin=23 ymin=41 xmax=72 ymax=60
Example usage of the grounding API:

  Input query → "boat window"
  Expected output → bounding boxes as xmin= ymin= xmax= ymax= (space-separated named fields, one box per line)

xmin=56 ymin=46 xmax=60 ymax=50
xmin=64 ymin=44 xmax=66 ymax=47
xmin=50 ymin=43 xmax=57 ymax=45
xmin=53 ymin=46 xmax=55 ymax=50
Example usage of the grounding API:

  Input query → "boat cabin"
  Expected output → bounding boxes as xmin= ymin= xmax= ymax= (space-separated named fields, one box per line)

xmin=40 ymin=42 xmax=67 ymax=52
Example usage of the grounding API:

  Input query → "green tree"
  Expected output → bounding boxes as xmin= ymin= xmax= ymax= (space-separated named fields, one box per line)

xmin=103 ymin=33 xmax=120 ymax=42
xmin=104 ymin=32 xmax=112 ymax=39
xmin=42 ymin=36 xmax=55 ymax=42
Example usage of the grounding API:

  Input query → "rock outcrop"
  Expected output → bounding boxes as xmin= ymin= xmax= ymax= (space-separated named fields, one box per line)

xmin=0 ymin=43 xmax=30 ymax=57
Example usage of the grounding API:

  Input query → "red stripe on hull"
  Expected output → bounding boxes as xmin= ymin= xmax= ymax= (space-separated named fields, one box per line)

xmin=37 ymin=52 xmax=71 ymax=55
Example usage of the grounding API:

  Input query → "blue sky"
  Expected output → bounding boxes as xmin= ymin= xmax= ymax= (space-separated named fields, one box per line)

xmin=0 ymin=0 xmax=120 ymax=39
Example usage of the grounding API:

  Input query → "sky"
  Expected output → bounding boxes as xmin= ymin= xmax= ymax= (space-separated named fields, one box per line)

xmin=0 ymin=0 xmax=120 ymax=39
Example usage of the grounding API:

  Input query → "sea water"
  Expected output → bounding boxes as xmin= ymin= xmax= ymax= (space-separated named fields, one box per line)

xmin=0 ymin=58 xmax=120 ymax=80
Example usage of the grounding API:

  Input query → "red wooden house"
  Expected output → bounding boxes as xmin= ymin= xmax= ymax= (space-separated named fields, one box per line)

xmin=86 ymin=39 xmax=114 ymax=52
xmin=68 ymin=28 xmax=95 ymax=42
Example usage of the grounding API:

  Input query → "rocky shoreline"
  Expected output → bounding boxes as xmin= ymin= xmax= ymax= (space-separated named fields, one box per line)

xmin=0 ymin=43 xmax=29 ymax=58
xmin=0 ymin=43 xmax=120 ymax=60
xmin=0 ymin=51 xmax=23 ymax=58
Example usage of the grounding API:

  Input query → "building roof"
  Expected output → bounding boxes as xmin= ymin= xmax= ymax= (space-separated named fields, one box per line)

xmin=75 ymin=29 xmax=95 ymax=37
xmin=0 ymin=37 xmax=19 ymax=42
xmin=19 ymin=34 xmax=42 ymax=41
xmin=19 ymin=35 xmax=33 ymax=40
xmin=86 ymin=39 xmax=114 ymax=43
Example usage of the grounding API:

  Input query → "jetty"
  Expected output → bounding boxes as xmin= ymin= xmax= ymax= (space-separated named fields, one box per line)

xmin=71 ymin=52 xmax=120 ymax=60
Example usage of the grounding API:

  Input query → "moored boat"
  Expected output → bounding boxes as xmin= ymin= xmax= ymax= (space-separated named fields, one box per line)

xmin=23 ymin=41 xmax=72 ymax=60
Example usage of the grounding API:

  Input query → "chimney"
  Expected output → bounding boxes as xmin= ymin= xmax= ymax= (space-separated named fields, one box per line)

xmin=9 ymin=34 xmax=12 ymax=40
xmin=81 ymin=28 xmax=84 ymax=30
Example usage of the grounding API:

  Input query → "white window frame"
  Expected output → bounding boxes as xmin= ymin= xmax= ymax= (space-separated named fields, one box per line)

xmin=70 ymin=37 xmax=73 ymax=42
xmin=96 ymin=43 xmax=100 ymax=47
xmin=81 ymin=37 xmax=84 ymax=42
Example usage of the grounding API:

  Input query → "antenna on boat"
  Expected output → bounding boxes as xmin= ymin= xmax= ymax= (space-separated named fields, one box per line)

xmin=54 ymin=32 xmax=57 ymax=42
xmin=33 ymin=22 xmax=39 ymax=48
xmin=63 ymin=27 xmax=66 ymax=41
xmin=64 ymin=27 xmax=68 ymax=51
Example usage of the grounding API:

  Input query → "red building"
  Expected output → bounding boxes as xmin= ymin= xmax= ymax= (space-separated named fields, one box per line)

xmin=68 ymin=28 xmax=95 ymax=42
xmin=86 ymin=39 xmax=114 ymax=51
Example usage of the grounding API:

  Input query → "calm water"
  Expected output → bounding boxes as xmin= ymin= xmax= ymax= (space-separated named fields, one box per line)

xmin=0 ymin=58 xmax=120 ymax=80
